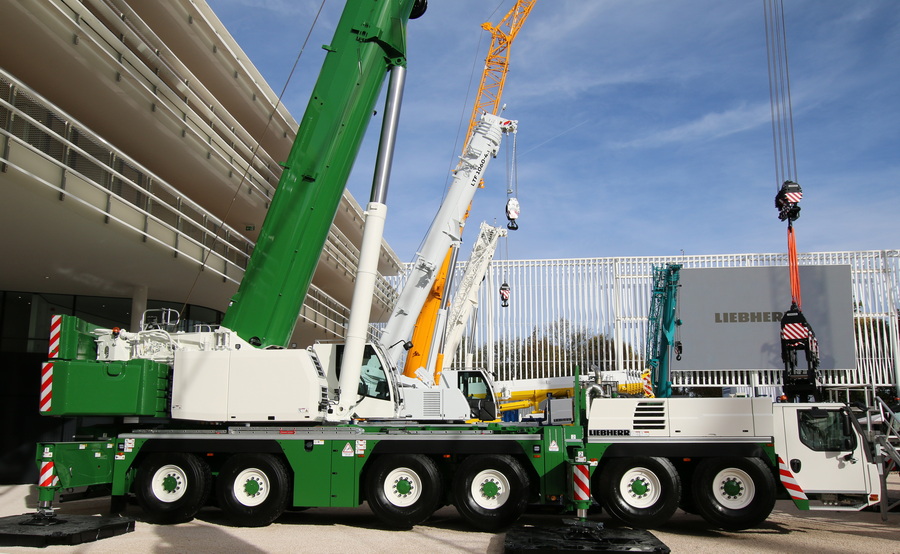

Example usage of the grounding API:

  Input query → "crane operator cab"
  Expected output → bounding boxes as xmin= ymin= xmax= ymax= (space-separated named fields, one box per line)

xmin=445 ymin=369 xmax=499 ymax=421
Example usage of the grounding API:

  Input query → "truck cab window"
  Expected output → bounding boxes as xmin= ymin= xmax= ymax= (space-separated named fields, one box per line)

xmin=797 ymin=409 xmax=856 ymax=452
xmin=359 ymin=346 xmax=390 ymax=401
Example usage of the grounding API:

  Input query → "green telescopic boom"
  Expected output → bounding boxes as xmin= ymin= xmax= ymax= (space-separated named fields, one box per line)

xmin=222 ymin=0 xmax=423 ymax=347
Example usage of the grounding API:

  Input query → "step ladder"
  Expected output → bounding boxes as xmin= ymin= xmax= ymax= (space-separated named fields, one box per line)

xmin=872 ymin=397 xmax=900 ymax=519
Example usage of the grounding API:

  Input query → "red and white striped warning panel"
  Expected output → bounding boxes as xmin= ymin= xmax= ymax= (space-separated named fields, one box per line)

xmin=573 ymin=464 xmax=590 ymax=501
xmin=40 ymin=362 xmax=53 ymax=412
xmin=784 ymin=191 xmax=802 ymax=203
xmin=641 ymin=370 xmax=655 ymax=398
xmin=777 ymin=456 xmax=808 ymax=501
xmin=38 ymin=461 xmax=59 ymax=488
xmin=781 ymin=322 xmax=809 ymax=341
xmin=49 ymin=314 xmax=62 ymax=359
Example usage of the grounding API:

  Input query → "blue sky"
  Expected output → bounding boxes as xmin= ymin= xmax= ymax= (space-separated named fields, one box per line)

xmin=207 ymin=0 xmax=899 ymax=263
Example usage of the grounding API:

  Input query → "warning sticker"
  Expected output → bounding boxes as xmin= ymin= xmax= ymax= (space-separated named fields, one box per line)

xmin=124 ymin=439 xmax=135 ymax=453
xmin=549 ymin=440 xmax=559 ymax=452
xmin=355 ymin=440 xmax=367 ymax=455
xmin=313 ymin=440 xmax=325 ymax=446
xmin=341 ymin=442 xmax=354 ymax=457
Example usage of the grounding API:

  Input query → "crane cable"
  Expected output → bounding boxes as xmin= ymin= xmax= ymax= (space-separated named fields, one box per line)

xmin=766 ymin=0 xmax=821 ymax=400
xmin=765 ymin=0 xmax=803 ymax=306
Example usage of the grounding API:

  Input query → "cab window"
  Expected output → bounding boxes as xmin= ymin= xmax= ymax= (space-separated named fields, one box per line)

xmin=797 ymin=409 xmax=857 ymax=452
xmin=335 ymin=345 xmax=390 ymax=401
xmin=458 ymin=372 xmax=488 ymax=399
xmin=359 ymin=346 xmax=390 ymax=400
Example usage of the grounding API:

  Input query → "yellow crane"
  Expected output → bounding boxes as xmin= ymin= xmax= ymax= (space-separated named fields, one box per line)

xmin=402 ymin=0 xmax=538 ymax=380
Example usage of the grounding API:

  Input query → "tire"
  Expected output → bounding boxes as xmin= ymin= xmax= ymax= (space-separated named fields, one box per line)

xmin=598 ymin=457 xmax=680 ymax=528
xmin=365 ymin=454 xmax=443 ymax=529
xmin=692 ymin=457 xmax=776 ymax=530
xmin=134 ymin=452 xmax=211 ymax=524
xmin=216 ymin=453 xmax=290 ymax=527
xmin=452 ymin=455 xmax=529 ymax=531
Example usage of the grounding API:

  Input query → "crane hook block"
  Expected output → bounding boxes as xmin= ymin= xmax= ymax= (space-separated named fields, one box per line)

xmin=499 ymin=282 xmax=510 ymax=308
xmin=779 ymin=302 xmax=822 ymax=402
xmin=506 ymin=197 xmax=520 ymax=230
xmin=775 ymin=180 xmax=802 ymax=222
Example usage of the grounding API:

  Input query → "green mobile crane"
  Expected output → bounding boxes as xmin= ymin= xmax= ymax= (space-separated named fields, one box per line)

xmin=18 ymin=2 xmax=891 ymax=542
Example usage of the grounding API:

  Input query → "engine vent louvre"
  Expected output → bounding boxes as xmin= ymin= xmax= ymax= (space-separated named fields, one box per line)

xmin=633 ymin=401 xmax=666 ymax=430
xmin=422 ymin=391 xmax=442 ymax=418
xmin=307 ymin=347 xmax=325 ymax=378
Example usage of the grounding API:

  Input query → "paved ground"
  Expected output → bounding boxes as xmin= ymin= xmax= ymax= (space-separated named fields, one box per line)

xmin=0 ymin=478 xmax=898 ymax=553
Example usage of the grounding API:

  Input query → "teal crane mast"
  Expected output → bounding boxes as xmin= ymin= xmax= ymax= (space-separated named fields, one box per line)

xmin=645 ymin=263 xmax=682 ymax=397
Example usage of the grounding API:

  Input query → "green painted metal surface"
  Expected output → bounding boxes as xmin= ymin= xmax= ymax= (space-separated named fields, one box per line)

xmin=36 ymin=441 xmax=116 ymax=490
xmin=42 ymin=359 xmax=169 ymax=417
xmin=221 ymin=0 xmax=420 ymax=348
xmin=281 ymin=438 xmax=371 ymax=507
xmin=111 ymin=438 xmax=144 ymax=496
xmin=53 ymin=314 xmax=100 ymax=360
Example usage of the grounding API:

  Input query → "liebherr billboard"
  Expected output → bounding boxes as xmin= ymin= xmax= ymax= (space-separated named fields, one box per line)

xmin=670 ymin=266 xmax=855 ymax=371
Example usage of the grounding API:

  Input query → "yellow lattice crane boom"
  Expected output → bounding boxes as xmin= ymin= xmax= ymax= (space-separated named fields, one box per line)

xmin=466 ymin=0 xmax=537 ymax=140
xmin=402 ymin=0 xmax=537 ymax=380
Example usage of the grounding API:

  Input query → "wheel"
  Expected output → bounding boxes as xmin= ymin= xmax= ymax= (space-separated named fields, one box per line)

xmin=452 ymin=455 xmax=529 ymax=531
xmin=692 ymin=457 xmax=776 ymax=530
xmin=216 ymin=453 xmax=290 ymax=527
xmin=598 ymin=457 xmax=680 ymax=528
xmin=134 ymin=452 xmax=211 ymax=523
xmin=365 ymin=454 xmax=442 ymax=529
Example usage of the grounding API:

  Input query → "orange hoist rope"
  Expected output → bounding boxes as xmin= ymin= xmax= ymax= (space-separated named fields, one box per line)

xmin=787 ymin=223 xmax=801 ymax=308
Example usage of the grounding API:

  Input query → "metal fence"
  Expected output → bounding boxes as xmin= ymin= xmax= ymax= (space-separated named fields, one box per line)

xmin=428 ymin=250 xmax=900 ymax=390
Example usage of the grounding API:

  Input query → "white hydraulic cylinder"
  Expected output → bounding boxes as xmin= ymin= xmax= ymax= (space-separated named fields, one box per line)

xmin=331 ymin=201 xmax=389 ymax=421
xmin=381 ymin=113 xmax=516 ymax=366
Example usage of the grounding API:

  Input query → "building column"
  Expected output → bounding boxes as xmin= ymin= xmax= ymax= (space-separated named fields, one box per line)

xmin=131 ymin=285 xmax=148 ymax=331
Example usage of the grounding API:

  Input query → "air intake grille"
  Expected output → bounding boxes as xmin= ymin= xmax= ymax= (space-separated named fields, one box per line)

xmin=633 ymin=401 xmax=666 ymax=430
xmin=422 ymin=391 xmax=442 ymax=418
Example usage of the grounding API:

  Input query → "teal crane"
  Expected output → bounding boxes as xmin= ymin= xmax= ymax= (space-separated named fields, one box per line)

xmin=644 ymin=263 xmax=682 ymax=397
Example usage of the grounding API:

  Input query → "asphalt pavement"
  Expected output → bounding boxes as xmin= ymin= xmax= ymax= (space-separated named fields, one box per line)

xmin=0 ymin=477 xmax=898 ymax=553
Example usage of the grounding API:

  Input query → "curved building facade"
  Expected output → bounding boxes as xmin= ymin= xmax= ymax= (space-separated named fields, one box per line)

xmin=0 ymin=0 xmax=401 ymax=483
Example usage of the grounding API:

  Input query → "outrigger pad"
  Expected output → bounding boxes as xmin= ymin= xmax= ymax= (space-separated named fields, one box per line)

xmin=505 ymin=520 xmax=670 ymax=553
xmin=0 ymin=513 xmax=135 ymax=548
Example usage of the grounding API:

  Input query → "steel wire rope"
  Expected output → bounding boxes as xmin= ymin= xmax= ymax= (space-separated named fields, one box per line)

xmin=764 ymin=0 xmax=799 ymax=186
xmin=179 ymin=0 xmax=328 ymax=320
xmin=765 ymin=0 xmax=804 ymax=307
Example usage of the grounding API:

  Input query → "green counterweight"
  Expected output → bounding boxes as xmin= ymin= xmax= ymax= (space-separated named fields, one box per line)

xmin=222 ymin=0 xmax=421 ymax=347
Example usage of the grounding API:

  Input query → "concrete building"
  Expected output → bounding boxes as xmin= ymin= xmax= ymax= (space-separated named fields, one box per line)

xmin=0 ymin=0 xmax=401 ymax=483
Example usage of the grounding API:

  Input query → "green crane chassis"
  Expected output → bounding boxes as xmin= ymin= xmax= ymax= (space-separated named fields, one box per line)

xmin=35 ymin=395 xmax=882 ymax=532
xmin=37 ymin=423 xmax=583 ymax=531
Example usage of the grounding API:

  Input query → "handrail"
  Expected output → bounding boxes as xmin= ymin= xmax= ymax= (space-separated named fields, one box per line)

xmin=49 ymin=0 xmax=279 ymax=199
xmin=1 ymin=71 xmax=252 ymax=275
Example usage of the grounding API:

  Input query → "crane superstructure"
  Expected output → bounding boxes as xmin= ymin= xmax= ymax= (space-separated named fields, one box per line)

xmin=393 ymin=0 xmax=537 ymax=382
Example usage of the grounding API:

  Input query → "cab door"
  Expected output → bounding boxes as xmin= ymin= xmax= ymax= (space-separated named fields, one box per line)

xmin=774 ymin=405 xmax=869 ymax=493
